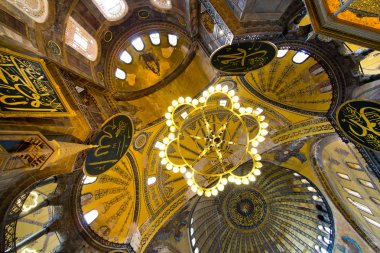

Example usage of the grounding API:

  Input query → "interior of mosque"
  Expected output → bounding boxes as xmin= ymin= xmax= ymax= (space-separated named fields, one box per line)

xmin=0 ymin=1 xmax=379 ymax=253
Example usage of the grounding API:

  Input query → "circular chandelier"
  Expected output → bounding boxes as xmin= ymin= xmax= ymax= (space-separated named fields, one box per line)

xmin=159 ymin=83 xmax=268 ymax=197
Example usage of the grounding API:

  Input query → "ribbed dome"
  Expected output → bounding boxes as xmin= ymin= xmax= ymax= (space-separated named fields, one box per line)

xmin=188 ymin=162 xmax=334 ymax=253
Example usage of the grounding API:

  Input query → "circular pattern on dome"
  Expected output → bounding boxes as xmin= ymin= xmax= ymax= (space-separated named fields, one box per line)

xmin=224 ymin=188 xmax=266 ymax=230
xmin=189 ymin=162 xmax=335 ymax=253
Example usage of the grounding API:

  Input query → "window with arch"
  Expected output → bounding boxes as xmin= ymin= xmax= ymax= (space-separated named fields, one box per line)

xmin=363 ymin=215 xmax=380 ymax=228
xmin=336 ymin=172 xmax=350 ymax=181
xmin=3 ymin=177 xmax=61 ymax=253
xmin=168 ymin=34 xmax=178 ymax=47
xmin=346 ymin=162 xmax=362 ymax=170
xmin=65 ymin=17 xmax=98 ymax=61
xmin=92 ymin=0 xmax=128 ymax=21
xmin=343 ymin=187 xmax=362 ymax=198
xmin=149 ymin=33 xmax=161 ymax=45
xmin=131 ymin=37 xmax=144 ymax=51
xmin=293 ymin=51 xmax=309 ymax=64
xmin=150 ymin=0 xmax=172 ymax=10
xmin=84 ymin=209 xmax=99 ymax=224
xmin=7 ymin=0 xmax=49 ymax=23
xmin=347 ymin=197 xmax=373 ymax=215
xmin=358 ymin=179 xmax=375 ymax=189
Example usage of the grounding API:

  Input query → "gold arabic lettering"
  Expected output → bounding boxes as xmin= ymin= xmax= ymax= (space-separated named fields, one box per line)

xmin=217 ymin=49 xmax=267 ymax=67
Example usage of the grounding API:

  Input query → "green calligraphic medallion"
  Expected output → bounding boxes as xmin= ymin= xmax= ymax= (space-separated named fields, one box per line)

xmin=336 ymin=100 xmax=380 ymax=152
xmin=210 ymin=41 xmax=277 ymax=74
xmin=85 ymin=113 xmax=134 ymax=176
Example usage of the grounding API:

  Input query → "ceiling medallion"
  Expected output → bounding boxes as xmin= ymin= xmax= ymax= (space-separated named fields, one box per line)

xmin=159 ymin=83 xmax=268 ymax=197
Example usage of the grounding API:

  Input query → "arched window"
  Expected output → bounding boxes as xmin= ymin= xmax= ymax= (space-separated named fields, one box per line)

xmin=277 ymin=49 xmax=288 ymax=58
xmin=115 ymin=68 xmax=126 ymax=79
xmin=131 ymin=37 xmax=144 ymax=51
xmin=147 ymin=176 xmax=157 ymax=185
xmin=84 ymin=209 xmax=99 ymax=224
xmin=358 ymin=179 xmax=375 ymax=189
xmin=150 ymin=0 xmax=172 ymax=10
xmin=363 ymin=216 xmax=380 ymax=228
xmin=7 ymin=0 xmax=48 ymax=23
xmin=293 ymin=51 xmax=309 ymax=64
xmin=83 ymin=176 xmax=97 ymax=185
xmin=149 ymin=33 xmax=161 ymax=45
xmin=92 ymin=0 xmax=128 ymax=21
xmin=65 ymin=17 xmax=98 ymax=61
xmin=347 ymin=197 xmax=373 ymax=215
xmin=346 ymin=162 xmax=362 ymax=170
xmin=168 ymin=34 xmax=178 ymax=47
xmin=343 ymin=187 xmax=362 ymax=198
xmin=120 ymin=50 xmax=132 ymax=64
xmin=337 ymin=172 xmax=350 ymax=180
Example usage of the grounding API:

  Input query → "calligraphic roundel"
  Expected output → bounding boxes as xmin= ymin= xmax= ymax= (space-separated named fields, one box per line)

xmin=85 ymin=113 xmax=134 ymax=176
xmin=210 ymin=41 xmax=277 ymax=73
xmin=336 ymin=99 xmax=380 ymax=152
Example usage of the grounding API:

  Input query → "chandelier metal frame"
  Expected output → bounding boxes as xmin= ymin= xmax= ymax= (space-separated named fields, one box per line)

xmin=159 ymin=83 xmax=268 ymax=197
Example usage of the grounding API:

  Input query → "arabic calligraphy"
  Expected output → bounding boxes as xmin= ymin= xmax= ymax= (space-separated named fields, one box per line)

xmin=85 ymin=114 xmax=133 ymax=176
xmin=210 ymin=41 xmax=277 ymax=73
xmin=0 ymin=49 xmax=68 ymax=115
xmin=337 ymin=100 xmax=380 ymax=151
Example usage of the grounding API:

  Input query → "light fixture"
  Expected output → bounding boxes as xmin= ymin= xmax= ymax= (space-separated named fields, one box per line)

xmin=160 ymin=84 xmax=268 ymax=197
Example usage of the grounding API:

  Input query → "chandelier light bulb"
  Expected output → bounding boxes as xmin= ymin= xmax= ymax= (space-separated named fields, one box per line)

xmin=166 ymin=120 xmax=173 ymax=126
xmin=165 ymin=112 xmax=171 ymax=119
xmin=252 ymin=140 xmax=259 ymax=147
xmin=250 ymin=148 xmax=258 ymax=154
xmin=235 ymin=178 xmax=242 ymax=185
xmin=215 ymin=84 xmax=222 ymax=91
xmin=202 ymin=91 xmax=209 ymax=97
xmin=197 ymin=189 xmax=204 ymax=196
xmin=159 ymin=151 xmax=165 ymax=158
xmin=257 ymin=136 xmax=265 ymax=142
xmin=261 ymin=122 xmax=269 ymax=128
xmin=168 ymin=133 xmax=175 ymax=140
xmin=211 ymin=188 xmax=218 ymax=196
xmin=205 ymin=191 xmax=211 ymax=197
xmin=254 ymin=154 xmax=262 ymax=161
xmin=246 ymin=107 xmax=253 ymax=114
xmin=172 ymin=100 xmax=178 ymax=106
xmin=199 ymin=97 xmax=206 ymax=103
xmin=228 ymin=90 xmax=235 ymax=96
xmin=166 ymin=163 xmax=173 ymax=170
xmin=208 ymin=86 xmax=215 ymax=93
xmin=168 ymin=106 xmax=173 ymax=112
xmin=261 ymin=129 xmax=268 ymax=136
xmin=253 ymin=169 xmax=261 ymax=176
xmin=178 ymin=97 xmax=185 ymax=103
xmin=248 ymin=174 xmax=256 ymax=182
xmin=163 ymin=138 xmax=169 ymax=144
xmin=221 ymin=178 xmax=228 ymax=185
xmin=256 ymin=107 xmax=263 ymax=114
xmin=191 ymin=185 xmax=198 ymax=192
xmin=161 ymin=158 xmax=168 ymax=165
xmin=217 ymin=184 xmax=225 ymax=191
xmin=173 ymin=166 xmax=180 ymax=173
xmin=222 ymin=85 xmax=229 ymax=92
xmin=170 ymin=126 xmax=176 ymax=132
xmin=186 ymin=97 xmax=192 ymax=103
xmin=256 ymin=162 xmax=263 ymax=168
xmin=242 ymin=178 xmax=249 ymax=185
xmin=239 ymin=107 xmax=246 ymax=114
xmin=192 ymin=99 xmax=199 ymax=105
xmin=187 ymin=179 xmax=194 ymax=186
xmin=232 ymin=96 xmax=239 ymax=102
xmin=258 ymin=115 xmax=265 ymax=121
xmin=233 ymin=103 xmax=240 ymax=109
xmin=180 ymin=166 xmax=186 ymax=174
xmin=185 ymin=171 xmax=192 ymax=179
xmin=228 ymin=175 xmax=235 ymax=182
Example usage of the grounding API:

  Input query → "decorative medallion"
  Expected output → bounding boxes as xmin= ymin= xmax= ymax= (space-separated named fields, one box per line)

xmin=47 ymin=40 xmax=61 ymax=55
xmin=224 ymin=188 xmax=266 ymax=230
xmin=138 ymin=10 xmax=150 ymax=19
xmin=85 ymin=113 xmax=134 ymax=176
xmin=103 ymin=31 xmax=113 ymax=43
xmin=0 ymin=48 xmax=72 ymax=117
xmin=210 ymin=41 xmax=277 ymax=74
xmin=133 ymin=132 xmax=149 ymax=151
xmin=336 ymin=99 xmax=380 ymax=152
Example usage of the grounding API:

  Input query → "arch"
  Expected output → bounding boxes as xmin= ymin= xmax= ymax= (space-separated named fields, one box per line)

xmin=150 ymin=0 xmax=172 ymax=10
xmin=65 ymin=17 xmax=98 ymax=61
xmin=91 ymin=0 xmax=128 ymax=22
xmin=7 ymin=0 xmax=48 ymax=23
